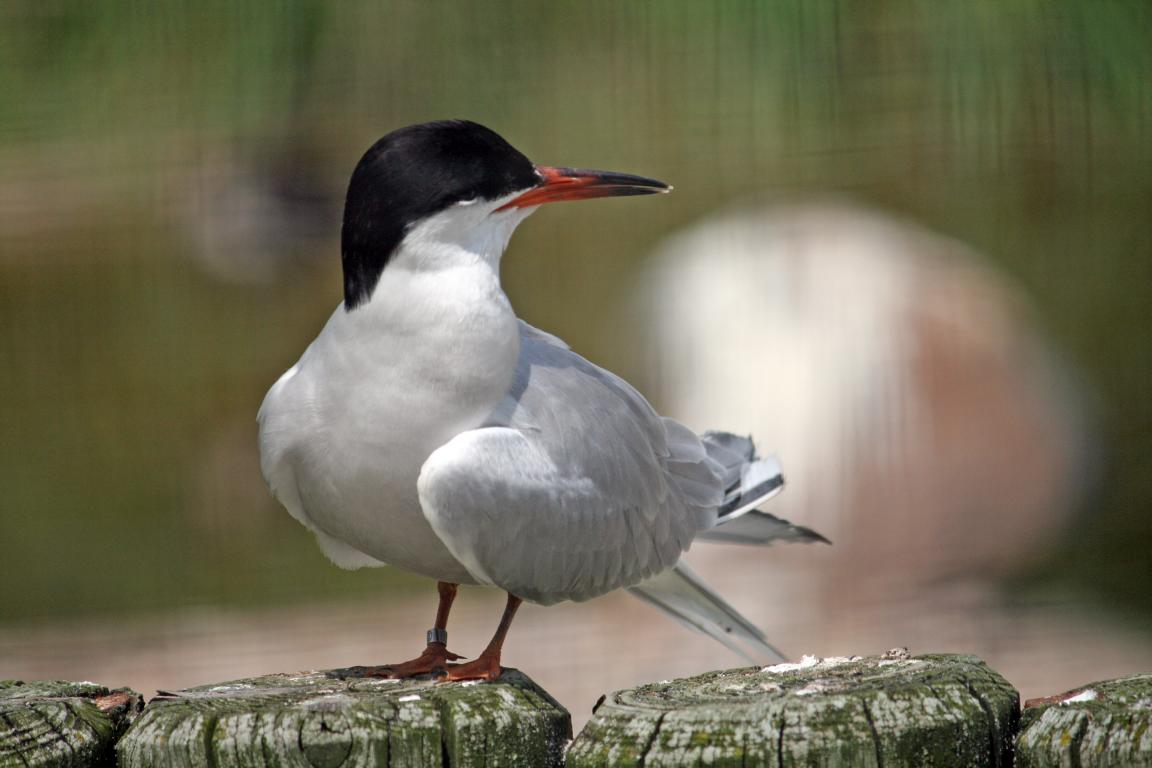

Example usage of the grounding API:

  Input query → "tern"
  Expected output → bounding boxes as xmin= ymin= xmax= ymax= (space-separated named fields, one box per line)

xmin=258 ymin=120 xmax=825 ymax=681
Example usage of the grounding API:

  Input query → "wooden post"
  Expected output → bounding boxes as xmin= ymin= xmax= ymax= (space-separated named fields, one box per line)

xmin=0 ymin=679 xmax=143 ymax=767
xmin=1016 ymin=673 xmax=1152 ymax=766
xmin=115 ymin=667 xmax=571 ymax=767
xmin=567 ymin=652 xmax=1019 ymax=767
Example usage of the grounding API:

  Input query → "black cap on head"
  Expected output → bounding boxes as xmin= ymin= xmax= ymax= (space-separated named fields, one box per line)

xmin=341 ymin=120 xmax=539 ymax=309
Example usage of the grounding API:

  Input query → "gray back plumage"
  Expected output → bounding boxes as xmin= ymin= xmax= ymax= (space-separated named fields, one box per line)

xmin=417 ymin=323 xmax=726 ymax=604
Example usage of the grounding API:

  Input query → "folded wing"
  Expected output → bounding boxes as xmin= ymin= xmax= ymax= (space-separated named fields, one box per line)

xmin=417 ymin=322 xmax=719 ymax=605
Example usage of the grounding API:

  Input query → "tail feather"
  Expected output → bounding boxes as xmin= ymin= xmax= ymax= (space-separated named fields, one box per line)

xmin=698 ymin=509 xmax=830 ymax=546
xmin=717 ymin=455 xmax=786 ymax=522
xmin=698 ymin=431 xmax=754 ymax=490
xmin=698 ymin=432 xmax=786 ymax=519
xmin=699 ymin=430 xmax=829 ymax=545
xmin=641 ymin=431 xmax=823 ymax=662
xmin=627 ymin=561 xmax=787 ymax=663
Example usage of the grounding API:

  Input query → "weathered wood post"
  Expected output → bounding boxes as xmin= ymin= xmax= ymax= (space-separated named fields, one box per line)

xmin=15 ymin=661 xmax=1152 ymax=764
xmin=0 ymin=680 xmax=142 ymax=767
xmin=115 ymin=667 xmax=571 ymax=767
xmin=1016 ymin=673 xmax=1152 ymax=766
xmin=567 ymin=651 xmax=1019 ymax=767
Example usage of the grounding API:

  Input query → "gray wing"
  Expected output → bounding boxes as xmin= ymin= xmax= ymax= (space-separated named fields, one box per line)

xmin=416 ymin=322 xmax=723 ymax=605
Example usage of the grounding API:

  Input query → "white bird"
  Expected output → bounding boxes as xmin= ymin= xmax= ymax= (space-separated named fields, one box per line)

xmin=258 ymin=121 xmax=824 ymax=681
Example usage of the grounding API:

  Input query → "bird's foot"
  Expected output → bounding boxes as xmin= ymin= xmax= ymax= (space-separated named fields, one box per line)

xmin=441 ymin=651 xmax=503 ymax=682
xmin=336 ymin=644 xmax=464 ymax=679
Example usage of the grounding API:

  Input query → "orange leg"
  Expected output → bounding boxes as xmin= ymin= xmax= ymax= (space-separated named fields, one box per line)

xmin=443 ymin=593 xmax=522 ymax=682
xmin=343 ymin=582 xmax=465 ymax=679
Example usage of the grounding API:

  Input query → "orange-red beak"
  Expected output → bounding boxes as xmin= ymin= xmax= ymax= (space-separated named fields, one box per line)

xmin=496 ymin=166 xmax=671 ymax=211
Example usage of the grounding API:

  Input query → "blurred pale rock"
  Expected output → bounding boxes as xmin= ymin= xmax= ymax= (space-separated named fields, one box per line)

xmin=640 ymin=202 xmax=1092 ymax=610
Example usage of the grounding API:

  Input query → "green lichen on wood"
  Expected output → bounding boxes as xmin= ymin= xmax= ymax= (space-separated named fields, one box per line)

xmin=566 ymin=653 xmax=1019 ymax=767
xmin=0 ymin=679 xmax=143 ymax=768
xmin=115 ymin=667 xmax=570 ymax=768
xmin=1016 ymin=672 xmax=1152 ymax=767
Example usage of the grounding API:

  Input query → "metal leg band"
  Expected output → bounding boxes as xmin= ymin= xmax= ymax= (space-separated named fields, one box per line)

xmin=427 ymin=628 xmax=448 ymax=646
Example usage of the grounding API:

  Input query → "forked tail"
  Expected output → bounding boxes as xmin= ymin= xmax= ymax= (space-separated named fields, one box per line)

xmin=699 ymin=431 xmax=829 ymax=545
xmin=627 ymin=561 xmax=787 ymax=663
xmin=630 ymin=430 xmax=828 ymax=661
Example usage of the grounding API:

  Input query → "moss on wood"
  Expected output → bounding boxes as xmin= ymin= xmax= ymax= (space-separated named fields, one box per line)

xmin=1016 ymin=673 xmax=1152 ymax=767
xmin=115 ymin=667 xmax=570 ymax=767
xmin=567 ymin=652 xmax=1019 ymax=767
xmin=0 ymin=679 xmax=142 ymax=767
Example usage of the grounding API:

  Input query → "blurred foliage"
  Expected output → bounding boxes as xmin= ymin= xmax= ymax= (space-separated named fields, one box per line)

xmin=0 ymin=1 xmax=1149 ymax=621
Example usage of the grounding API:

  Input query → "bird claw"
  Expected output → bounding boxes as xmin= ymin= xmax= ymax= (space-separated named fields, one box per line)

xmin=439 ymin=653 xmax=503 ymax=682
xmin=333 ymin=645 xmax=466 ymax=679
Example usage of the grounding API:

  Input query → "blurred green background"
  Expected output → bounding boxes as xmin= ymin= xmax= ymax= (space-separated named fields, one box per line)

xmin=1 ymin=0 xmax=1149 ymax=624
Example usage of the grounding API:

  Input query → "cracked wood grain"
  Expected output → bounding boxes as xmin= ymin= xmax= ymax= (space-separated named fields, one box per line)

xmin=115 ymin=668 xmax=570 ymax=768
xmin=0 ymin=679 xmax=143 ymax=768
xmin=566 ymin=653 xmax=1019 ymax=767
xmin=1016 ymin=673 xmax=1152 ymax=767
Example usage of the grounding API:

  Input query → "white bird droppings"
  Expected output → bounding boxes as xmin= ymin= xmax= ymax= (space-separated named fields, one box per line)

xmin=762 ymin=655 xmax=820 ymax=673
xmin=762 ymin=654 xmax=861 ymax=674
xmin=1061 ymin=689 xmax=1098 ymax=704
xmin=398 ymin=694 xmax=422 ymax=702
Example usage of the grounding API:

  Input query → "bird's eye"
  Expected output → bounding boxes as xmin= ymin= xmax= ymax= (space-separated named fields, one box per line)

xmin=456 ymin=197 xmax=480 ymax=207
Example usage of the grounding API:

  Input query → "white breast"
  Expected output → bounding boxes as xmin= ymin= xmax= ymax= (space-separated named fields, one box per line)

xmin=258 ymin=201 xmax=533 ymax=581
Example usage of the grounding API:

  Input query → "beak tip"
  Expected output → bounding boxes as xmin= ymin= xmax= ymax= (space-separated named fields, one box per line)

xmin=505 ymin=167 xmax=672 ymax=208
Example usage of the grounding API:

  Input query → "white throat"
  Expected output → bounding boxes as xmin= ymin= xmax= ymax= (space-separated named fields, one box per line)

xmin=384 ymin=193 xmax=537 ymax=278
xmin=331 ymin=191 xmax=536 ymax=396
